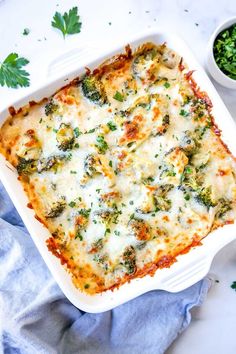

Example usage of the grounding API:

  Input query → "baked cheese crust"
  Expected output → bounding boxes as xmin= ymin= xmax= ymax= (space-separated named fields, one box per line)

xmin=1 ymin=42 xmax=236 ymax=294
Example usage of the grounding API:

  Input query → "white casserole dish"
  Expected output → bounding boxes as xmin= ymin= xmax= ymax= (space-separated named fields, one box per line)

xmin=1 ymin=29 xmax=236 ymax=313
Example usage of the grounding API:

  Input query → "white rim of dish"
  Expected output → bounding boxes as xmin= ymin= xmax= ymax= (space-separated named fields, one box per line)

xmin=209 ymin=16 xmax=236 ymax=83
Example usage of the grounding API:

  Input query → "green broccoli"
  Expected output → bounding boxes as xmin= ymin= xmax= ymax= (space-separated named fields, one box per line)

xmin=132 ymin=48 xmax=158 ymax=78
xmin=180 ymin=130 xmax=200 ymax=156
xmin=84 ymin=154 xmax=98 ymax=177
xmin=128 ymin=217 xmax=150 ymax=240
xmin=196 ymin=186 xmax=216 ymax=209
xmin=122 ymin=245 xmax=136 ymax=275
xmin=45 ymin=99 xmax=59 ymax=116
xmin=16 ymin=157 xmax=37 ymax=176
xmin=56 ymin=123 xmax=75 ymax=151
xmin=153 ymin=184 xmax=174 ymax=211
xmin=215 ymin=198 xmax=232 ymax=218
xmin=81 ymin=75 xmax=107 ymax=104
xmin=37 ymin=155 xmax=65 ymax=173
xmin=46 ymin=199 xmax=66 ymax=218
xmin=181 ymin=165 xmax=200 ymax=191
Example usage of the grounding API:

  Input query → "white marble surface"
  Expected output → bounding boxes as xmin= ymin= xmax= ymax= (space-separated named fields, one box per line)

xmin=0 ymin=0 xmax=236 ymax=353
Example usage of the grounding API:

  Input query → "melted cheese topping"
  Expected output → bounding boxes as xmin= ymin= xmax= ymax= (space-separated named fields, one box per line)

xmin=1 ymin=42 xmax=236 ymax=294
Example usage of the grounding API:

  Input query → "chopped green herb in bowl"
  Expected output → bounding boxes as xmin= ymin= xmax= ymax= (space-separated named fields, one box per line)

xmin=213 ymin=23 xmax=236 ymax=80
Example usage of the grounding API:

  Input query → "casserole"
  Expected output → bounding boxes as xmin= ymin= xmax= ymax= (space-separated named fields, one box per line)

xmin=1 ymin=29 xmax=236 ymax=312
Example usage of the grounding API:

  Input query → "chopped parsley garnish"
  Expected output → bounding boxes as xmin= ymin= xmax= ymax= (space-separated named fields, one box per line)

xmin=213 ymin=24 xmax=236 ymax=80
xmin=74 ymin=127 xmax=82 ymax=137
xmin=109 ymin=160 xmax=113 ymax=167
xmin=113 ymin=91 xmax=124 ymax=102
xmin=52 ymin=6 xmax=82 ymax=38
xmin=107 ymin=121 xmax=117 ymax=131
xmin=79 ymin=208 xmax=91 ymax=218
xmin=0 ymin=53 xmax=30 ymax=88
xmin=23 ymin=28 xmax=30 ymax=36
xmin=85 ymin=128 xmax=96 ymax=134
xmin=231 ymin=281 xmax=236 ymax=291
xmin=70 ymin=170 xmax=77 ymax=174
xmin=84 ymin=283 xmax=90 ymax=289
xmin=164 ymin=81 xmax=170 ymax=88
xmin=114 ymin=230 xmax=120 ymax=236
xmin=95 ymin=135 xmax=108 ymax=154
xmin=179 ymin=109 xmax=189 ymax=117
xmin=105 ymin=228 xmax=111 ymax=235
xmin=69 ymin=201 xmax=76 ymax=208
xmin=75 ymin=231 xmax=83 ymax=241
xmin=74 ymin=143 xmax=80 ymax=148
xmin=184 ymin=194 xmax=190 ymax=201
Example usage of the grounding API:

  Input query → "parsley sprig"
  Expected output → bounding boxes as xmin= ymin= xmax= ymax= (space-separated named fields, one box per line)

xmin=52 ymin=6 xmax=82 ymax=38
xmin=214 ymin=24 xmax=236 ymax=80
xmin=0 ymin=53 xmax=30 ymax=88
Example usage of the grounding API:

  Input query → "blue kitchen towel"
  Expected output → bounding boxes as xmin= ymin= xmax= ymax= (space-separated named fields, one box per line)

xmin=0 ymin=183 xmax=211 ymax=354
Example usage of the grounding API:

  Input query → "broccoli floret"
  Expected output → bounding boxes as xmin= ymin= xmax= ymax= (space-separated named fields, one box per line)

xmin=196 ymin=186 xmax=216 ymax=209
xmin=152 ymin=114 xmax=170 ymax=136
xmin=180 ymin=130 xmax=200 ymax=156
xmin=181 ymin=165 xmax=200 ymax=191
xmin=16 ymin=157 xmax=37 ymax=176
xmin=191 ymin=98 xmax=208 ymax=120
xmin=128 ymin=217 xmax=150 ymax=240
xmin=56 ymin=123 xmax=75 ymax=151
xmin=46 ymin=200 xmax=66 ymax=218
xmin=132 ymin=48 xmax=159 ymax=79
xmin=37 ymin=155 xmax=65 ymax=173
xmin=84 ymin=154 xmax=98 ymax=177
xmin=94 ymin=207 xmax=121 ymax=226
xmin=81 ymin=75 xmax=107 ymax=104
xmin=45 ymin=99 xmax=59 ymax=116
xmin=215 ymin=198 xmax=232 ymax=218
xmin=122 ymin=246 xmax=136 ymax=275
xmin=153 ymin=183 xmax=174 ymax=211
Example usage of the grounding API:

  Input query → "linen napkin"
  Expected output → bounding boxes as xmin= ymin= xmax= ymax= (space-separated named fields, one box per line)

xmin=0 ymin=183 xmax=210 ymax=354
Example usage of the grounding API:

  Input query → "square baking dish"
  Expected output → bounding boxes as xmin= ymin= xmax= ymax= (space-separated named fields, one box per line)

xmin=1 ymin=29 xmax=236 ymax=313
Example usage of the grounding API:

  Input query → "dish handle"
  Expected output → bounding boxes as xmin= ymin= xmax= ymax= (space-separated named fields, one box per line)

xmin=159 ymin=255 xmax=212 ymax=293
xmin=46 ymin=41 xmax=104 ymax=78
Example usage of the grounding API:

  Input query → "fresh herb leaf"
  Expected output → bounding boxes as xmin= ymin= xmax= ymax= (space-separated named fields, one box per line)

xmin=107 ymin=121 xmax=117 ymax=131
xmin=113 ymin=91 xmax=124 ymax=102
xmin=231 ymin=281 xmax=236 ymax=291
xmin=85 ymin=128 xmax=96 ymax=134
xmin=180 ymin=109 xmax=189 ymax=117
xmin=0 ymin=53 xmax=30 ymax=88
xmin=75 ymin=231 xmax=83 ymax=241
xmin=95 ymin=135 xmax=108 ymax=154
xmin=69 ymin=201 xmax=76 ymax=208
xmin=164 ymin=81 xmax=170 ymax=88
xmin=74 ymin=127 xmax=82 ymax=137
xmin=23 ymin=28 xmax=30 ymax=36
xmin=52 ymin=7 xmax=82 ymax=38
